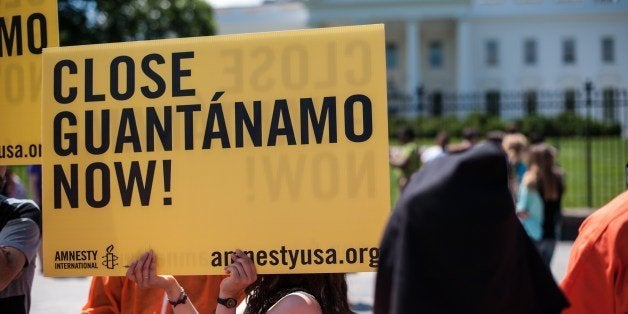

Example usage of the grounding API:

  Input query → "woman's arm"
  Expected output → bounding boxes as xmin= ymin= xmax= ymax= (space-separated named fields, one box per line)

xmin=126 ymin=250 xmax=199 ymax=314
xmin=516 ymin=184 xmax=530 ymax=218
xmin=216 ymin=250 xmax=257 ymax=314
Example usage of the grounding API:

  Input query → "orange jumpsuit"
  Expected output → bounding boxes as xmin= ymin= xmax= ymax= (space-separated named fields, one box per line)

xmin=561 ymin=191 xmax=628 ymax=314
xmin=82 ymin=275 xmax=234 ymax=314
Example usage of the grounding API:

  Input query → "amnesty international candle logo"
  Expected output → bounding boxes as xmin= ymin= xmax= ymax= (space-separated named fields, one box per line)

xmin=102 ymin=244 xmax=119 ymax=269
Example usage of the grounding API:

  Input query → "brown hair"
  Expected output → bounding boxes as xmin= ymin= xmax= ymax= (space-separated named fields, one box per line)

xmin=522 ymin=144 xmax=562 ymax=200
xmin=244 ymin=273 xmax=352 ymax=314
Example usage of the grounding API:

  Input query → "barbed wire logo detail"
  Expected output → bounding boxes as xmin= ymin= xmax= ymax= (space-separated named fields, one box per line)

xmin=102 ymin=245 xmax=119 ymax=269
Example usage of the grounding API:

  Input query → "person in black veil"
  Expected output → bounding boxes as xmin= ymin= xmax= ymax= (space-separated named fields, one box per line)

xmin=374 ymin=142 xmax=569 ymax=314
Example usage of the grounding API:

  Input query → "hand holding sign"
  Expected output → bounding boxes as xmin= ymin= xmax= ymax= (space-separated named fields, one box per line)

xmin=126 ymin=250 xmax=198 ymax=312
xmin=219 ymin=250 xmax=257 ymax=299
xmin=126 ymin=250 xmax=172 ymax=290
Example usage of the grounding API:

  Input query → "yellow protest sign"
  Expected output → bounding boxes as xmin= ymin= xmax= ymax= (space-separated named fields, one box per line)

xmin=42 ymin=25 xmax=389 ymax=276
xmin=0 ymin=0 xmax=58 ymax=165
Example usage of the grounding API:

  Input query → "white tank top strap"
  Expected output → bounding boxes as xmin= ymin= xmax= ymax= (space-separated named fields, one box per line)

xmin=285 ymin=291 xmax=317 ymax=302
xmin=270 ymin=290 xmax=320 ymax=310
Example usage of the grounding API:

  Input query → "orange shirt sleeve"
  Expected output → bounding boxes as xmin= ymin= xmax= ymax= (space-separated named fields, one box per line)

xmin=561 ymin=227 xmax=615 ymax=314
xmin=561 ymin=192 xmax=628 ymax=314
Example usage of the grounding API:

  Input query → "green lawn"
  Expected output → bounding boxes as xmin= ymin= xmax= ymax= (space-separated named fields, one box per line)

xmin=550 ymin=137 xmax=627 ymax=209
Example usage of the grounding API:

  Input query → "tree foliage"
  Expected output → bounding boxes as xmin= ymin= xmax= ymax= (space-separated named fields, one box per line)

xmin=58 ymin=0 xmax=216 ymax=45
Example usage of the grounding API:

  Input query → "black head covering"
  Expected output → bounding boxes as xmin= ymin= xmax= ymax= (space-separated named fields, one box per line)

xmin=375 ymin=142 xmax=568 ymax=314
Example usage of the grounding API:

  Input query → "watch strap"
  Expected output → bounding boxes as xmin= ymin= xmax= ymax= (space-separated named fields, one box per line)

xmin=168 ymin=290 xmax=188 ymax=308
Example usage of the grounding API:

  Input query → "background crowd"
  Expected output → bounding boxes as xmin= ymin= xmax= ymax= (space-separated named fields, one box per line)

xmin=390 ymin=124 xmax=567 ymax=266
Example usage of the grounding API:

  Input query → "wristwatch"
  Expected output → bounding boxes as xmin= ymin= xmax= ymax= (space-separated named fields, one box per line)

xmin=217 ymin=297 xmax=238 ymax=308
xmin=168 ymin=290 xmax=188 ymax=308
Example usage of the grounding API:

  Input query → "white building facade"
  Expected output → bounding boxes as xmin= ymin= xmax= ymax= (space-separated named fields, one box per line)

xmin=216 ymin=0 xmax=628 ymax=126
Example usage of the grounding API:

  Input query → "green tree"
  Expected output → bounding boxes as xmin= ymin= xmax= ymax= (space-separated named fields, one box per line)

xmin=58 ymin=0 xmax=216 ymax=46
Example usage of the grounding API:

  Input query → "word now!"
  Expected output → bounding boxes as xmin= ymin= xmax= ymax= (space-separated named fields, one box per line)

xmin=53 ymin=160 xmax=171 ymax=209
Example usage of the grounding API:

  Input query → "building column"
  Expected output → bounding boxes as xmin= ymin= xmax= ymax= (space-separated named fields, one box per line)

xmin=456 ymin=18 xmax=471 ymax=93
xmin=405 ymin=20 xmax=420 ymax=102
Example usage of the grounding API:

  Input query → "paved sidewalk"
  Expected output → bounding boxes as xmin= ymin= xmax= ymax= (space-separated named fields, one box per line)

xmin=31 ymin=242 xmax=573 ymax=314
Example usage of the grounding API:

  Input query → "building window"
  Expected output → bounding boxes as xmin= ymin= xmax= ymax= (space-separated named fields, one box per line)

xmin=486 ymin=39 xmax=498 ymax=67
xmin=430 ymin=91 xmax=443 ymax=117
xmin=523 ymin=90 xmax=537 ymax=115
xmin=485 ymin=90 xmax=501 ymax=116
xmin=524 ymin=38 xmax=537 ymax=65
xmin=603 ymin=88 xmax=616 ymax=121
xmin=429 ymin=41 xmax=443 ymax=69
xmin=562 ymin=38 xmax=576 ymax=65
xmin=386 ymin=43 xmax=398 ymax=69
xmin=564 ymin=89 xmax=576 ymax=113
xmin=601 ymin=37 xmax=614 ymax=64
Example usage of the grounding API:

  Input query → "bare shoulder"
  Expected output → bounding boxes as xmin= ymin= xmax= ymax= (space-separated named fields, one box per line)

xmin=267 ymin=292 xmax=322 ymax=314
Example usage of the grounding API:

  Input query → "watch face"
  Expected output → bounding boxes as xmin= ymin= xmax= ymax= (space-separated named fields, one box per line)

xmin=226 ymin=298 xmax=237 ymax=308
xmin=219 ymin=297 xmax=238 ymax=308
